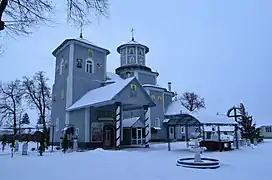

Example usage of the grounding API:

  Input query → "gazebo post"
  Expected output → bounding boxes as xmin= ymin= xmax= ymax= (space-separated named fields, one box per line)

xmin=185 ymin=124 xmax=189 ymax=148
xmin=167 ymin=123 xmax=171 ymax=151
xmin=202 ymin=123 xmax=205 ymax=141
xmin=217 ymin=125 xmax=221 ymax=151
xmin=234 ymin=124 xmax=239 ymax=149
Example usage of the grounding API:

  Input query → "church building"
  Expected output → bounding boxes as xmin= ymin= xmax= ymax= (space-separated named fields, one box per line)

xmin=50 ymin=32 xmax=198 ymax=149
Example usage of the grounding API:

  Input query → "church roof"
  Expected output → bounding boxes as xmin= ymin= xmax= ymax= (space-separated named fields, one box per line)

xmin=164 ymin=100 xmax=191 ymax=116
xmin=116 ymin=39 xmax=149 ymax=54
xmin=52 ymin=37 xmax=110 ymax=56
xmin=68 ymin=77 xmax=151 ymax=111
xmin=106 ymin=72 xmax=123 ymax=83
xmin=122 ymin=117 xmax=144 ymax=128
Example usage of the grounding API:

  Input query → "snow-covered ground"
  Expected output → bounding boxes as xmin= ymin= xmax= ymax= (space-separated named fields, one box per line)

xmin=1 ymin=141 xmax=271 ymax=180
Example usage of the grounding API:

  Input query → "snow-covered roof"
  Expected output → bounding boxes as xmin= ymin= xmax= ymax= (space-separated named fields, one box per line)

xmin=143 ymin=84 xmax=167 ymax=91
xmin=193 ymin=112 xmax=237 ymax=125
xmin=76 ymin=37 xmax=97 ymax=46
xmin=122 ymin=117 xmax=144 ymax=128
xmin=67 ymin=77 xmax=135 ymax=111
xmin=52 ymin=37 xmax=110 ymax=56
xmin=106 ymin=72 xmax=123 ymax=82
xmin=165 ymin=100 xmax=191 ymax=116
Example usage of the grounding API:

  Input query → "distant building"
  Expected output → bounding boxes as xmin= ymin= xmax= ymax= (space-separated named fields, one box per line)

xmin=259 ymin=125 xmax=272 ymax=139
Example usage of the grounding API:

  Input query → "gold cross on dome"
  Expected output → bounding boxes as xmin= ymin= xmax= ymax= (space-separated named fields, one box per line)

xmin=131 ymin=28 xmax=135 ymax=40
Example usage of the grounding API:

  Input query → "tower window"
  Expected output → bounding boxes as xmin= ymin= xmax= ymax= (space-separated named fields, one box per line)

xmin=129 ymin=47 xmax=135 ymax=54
xmin=56 ymin=118 xmax=59 ymax=132
xmin=85 ymin=59 xmax=94 ymax=73
xmin=60 ymin=58 xmax=65 ymax=75
xmin=139 ymin=48 xmax=144 ymax=55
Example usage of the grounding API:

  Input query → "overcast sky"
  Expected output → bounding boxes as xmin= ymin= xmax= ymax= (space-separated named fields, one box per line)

xmin=1 ymin=0 xmax=272 ymax=125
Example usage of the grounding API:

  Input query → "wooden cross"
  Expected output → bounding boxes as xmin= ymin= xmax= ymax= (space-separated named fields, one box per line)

xmin=131 ymin=28 xmax=135 ymax=40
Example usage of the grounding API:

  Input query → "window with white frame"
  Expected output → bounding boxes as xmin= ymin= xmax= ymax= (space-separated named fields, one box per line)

xmin=155 ymin=117 xmax=160 ymax=128
xmin=180 ymin=126 xmax=184 ymax=133
xmin=60 ymin=58 xmax=65 ymax=75
xmin=76 ymin=128 xmax=80 ymax=136
xmin=85 ymin=59 xmax=94 ymax=73
xmin=56 ymin=118 xmax=59 ymax=132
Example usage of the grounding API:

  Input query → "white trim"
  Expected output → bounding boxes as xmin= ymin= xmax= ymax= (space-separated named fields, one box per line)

xmin=104 ymin=54 xmax=107 ymax=80
xmin=135 ymin=46 xmax=138 ymax=64
xmin=134 ymin=71 xmax=139 ymax=79
xmin=85 ymin=58 xmax=94 ymax=73
xmin=162 ymin=92 xmax=165 ymax=112
xmin=60 ymin=58 xmax=65 ymax=75
xmin=144 ymin=86 xmax=164 ymax=93
xmin=125 ymin=47 xmax=128 ymax=65
xmin=65 ymin=112 xmax=70 ymax=125
xmin=85 ymin=107 xmax=90 ymax=142
xmin=56 ymin=117 xmax=59 ymax=132
xmin=65 ymin=43 xmax=74 ymax=125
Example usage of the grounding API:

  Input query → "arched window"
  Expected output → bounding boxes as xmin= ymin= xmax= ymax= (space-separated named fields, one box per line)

xmin=129 ymin=47 xmax=135 ymax=54
xmin=155 ymin=117 xmax=161 ymax=128
xmin=85 ymin=59 xmax=94 ymax=73
xmin=60 ymin=58 xmax=65 ymax=75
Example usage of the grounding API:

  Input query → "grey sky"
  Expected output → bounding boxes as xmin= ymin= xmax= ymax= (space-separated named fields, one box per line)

xmin=1 ymin=0 xmax=271 ymax=125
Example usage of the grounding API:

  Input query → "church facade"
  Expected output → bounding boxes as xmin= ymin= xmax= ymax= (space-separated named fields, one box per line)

xmin=50 ymin=35 xmax=197 ymax=149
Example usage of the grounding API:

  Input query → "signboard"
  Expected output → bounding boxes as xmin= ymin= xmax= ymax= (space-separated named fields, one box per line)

xmin=91 ymin=122 xmax=103 ymax=143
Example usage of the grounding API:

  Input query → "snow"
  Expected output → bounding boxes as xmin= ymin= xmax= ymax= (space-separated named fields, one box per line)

xmin=67 ymin=77 xmax=135 ymax=111
xmin=165 ymin=100 xmax=191 ymax=116
xmin=76 ymin=37 xmax=97 ymax=46
xmin=106 ymin=72 xmax=123 ymax=82
xmin=122 ymin=117 xmax=144 ymax=127
xmin=193 ymin=112 xmax=237 ymax=125
xmin=204 ymin=126 xmax=234 ymax=132
xmin=1 ymin=140 xmax=272 ymax=180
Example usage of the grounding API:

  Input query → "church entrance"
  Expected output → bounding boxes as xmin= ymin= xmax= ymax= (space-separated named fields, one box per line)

xmin=103 ymin=125 xmax=115 ymax=148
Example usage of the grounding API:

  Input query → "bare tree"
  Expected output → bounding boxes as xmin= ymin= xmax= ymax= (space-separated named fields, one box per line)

xmin=0 ymin=0 xmax=109 ymax=36
xmin=178 ymin=92 xmax=205 ymax=112
xmin=0 ymin=80 xmax=24 ymax=135
xmin=22 ymin=71 xmax=51 ymax=148
xmin=0 ymin=44 xmax=4 ymax=55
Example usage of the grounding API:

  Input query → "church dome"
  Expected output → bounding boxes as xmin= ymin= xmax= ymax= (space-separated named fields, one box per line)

xmin=116 ymin=38 xmax=149 ymax=54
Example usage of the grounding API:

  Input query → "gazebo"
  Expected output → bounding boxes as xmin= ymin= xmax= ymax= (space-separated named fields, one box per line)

xmin=163 ymin=101 xmax=239 ymax=152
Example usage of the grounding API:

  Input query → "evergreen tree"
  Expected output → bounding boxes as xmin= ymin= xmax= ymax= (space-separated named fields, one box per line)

xmin=38 ymin=139 xmax=45 ymax=156
xmin=21 ymin=113 xmax=30 ymax=124
xmin=37 ymin=116 xmax=43 ymax=125
xmin=62 ymin=133 xmax=69 ymax=153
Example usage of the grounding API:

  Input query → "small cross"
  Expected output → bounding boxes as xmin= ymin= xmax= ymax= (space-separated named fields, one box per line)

xmin=80 ymin=23 xmax=83 ymax=38
xmin=131 ymin=28 xmax=135 ymax=40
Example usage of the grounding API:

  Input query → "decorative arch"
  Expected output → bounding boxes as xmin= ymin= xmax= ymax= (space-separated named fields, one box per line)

xmin=85 ymin=58 xmax=94 ymax=73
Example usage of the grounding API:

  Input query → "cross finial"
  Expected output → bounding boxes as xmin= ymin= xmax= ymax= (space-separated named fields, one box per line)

xmin=131 ymin=28 xmax=135 ymax=41
xmin=80 ymin=23 xmax=83 ymax=39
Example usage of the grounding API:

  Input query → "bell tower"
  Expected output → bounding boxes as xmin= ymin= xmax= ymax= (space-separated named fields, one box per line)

xmin=115 ymin=29 xmax=159 ymax=85
xmin=117 ymin=28 xmax=149 ymax=67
